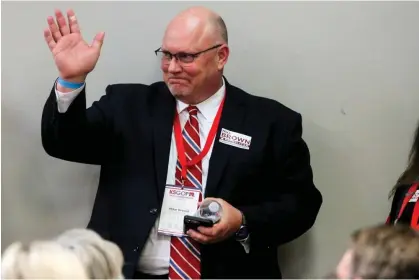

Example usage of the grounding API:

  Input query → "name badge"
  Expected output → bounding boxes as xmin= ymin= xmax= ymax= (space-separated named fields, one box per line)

xmin=157 ymin=185 xmax=201 ymax=236
xmin=219 ymin=128 xmax=252 ymax=150
xmin=409 ymin=190 xmax=419 ymax=203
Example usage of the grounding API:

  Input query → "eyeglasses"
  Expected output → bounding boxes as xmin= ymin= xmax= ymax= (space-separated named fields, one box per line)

xmin=154 ymin=44 xmax=222 ymax=64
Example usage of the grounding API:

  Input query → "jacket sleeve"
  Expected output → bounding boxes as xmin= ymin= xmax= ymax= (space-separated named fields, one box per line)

xmin=238 ymin=112 xmax=322 ymax=247
xmin=41 ymin=82 xmax=115 ymax=165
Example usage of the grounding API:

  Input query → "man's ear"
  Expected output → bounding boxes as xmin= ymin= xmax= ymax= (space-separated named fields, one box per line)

xmin=217 ymin=45 xmax=229 ymax=70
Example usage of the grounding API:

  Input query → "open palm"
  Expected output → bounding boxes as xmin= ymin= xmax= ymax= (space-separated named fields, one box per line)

xmin=44 ymin=9 xmax=105 ymax=81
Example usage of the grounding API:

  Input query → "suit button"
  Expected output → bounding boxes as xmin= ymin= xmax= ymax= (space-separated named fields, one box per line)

xmin=133 ymin=246 xmax=139 ymax=252
xmin=149 ymin=208 xmax=157 ymax=214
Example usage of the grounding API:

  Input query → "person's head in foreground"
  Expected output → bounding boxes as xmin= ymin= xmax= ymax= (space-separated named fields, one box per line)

xmin=54 ymin=228 xmax=124 ymax=279
xmin=1 ymin=240 xmax=88 ymax=279
xmin=1 ymin=228 xmax=124 ymax=279
xmin=156 ymin=6 xmax=229 ymax=105
xmin=334 ymin=224 xmax=419 ymax=279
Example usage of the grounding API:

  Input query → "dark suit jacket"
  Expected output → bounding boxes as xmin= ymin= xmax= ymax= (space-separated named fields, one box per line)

xmin=41 ymin=78 xmax=322 ymax=279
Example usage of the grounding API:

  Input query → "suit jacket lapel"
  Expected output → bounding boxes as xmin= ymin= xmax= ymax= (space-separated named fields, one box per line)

xmin=150 ymin=83 xmax=176 ymax=202
xmin=205 ymin=80 xmax=246 ymax=198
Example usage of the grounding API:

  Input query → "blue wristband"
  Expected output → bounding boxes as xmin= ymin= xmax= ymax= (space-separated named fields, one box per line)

xmin=57 ymin=77 xmax=85 ymax=89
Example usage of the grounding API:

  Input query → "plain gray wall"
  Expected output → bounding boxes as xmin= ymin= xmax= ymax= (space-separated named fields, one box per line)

xmin=2 ymin=1 xmax=419 ymax=278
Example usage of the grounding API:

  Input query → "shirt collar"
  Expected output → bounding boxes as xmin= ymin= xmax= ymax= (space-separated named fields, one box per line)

xmin=177 ymin=78 xmax=226 ymax=121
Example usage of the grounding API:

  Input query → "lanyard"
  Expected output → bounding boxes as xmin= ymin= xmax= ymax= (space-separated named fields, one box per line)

xmin=173 ymin=95 xmax=226 ymax=186
xmin=395 ymin=182 xmax=419 ymax=230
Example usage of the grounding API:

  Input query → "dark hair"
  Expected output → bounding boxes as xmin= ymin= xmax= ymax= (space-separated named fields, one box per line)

xmin=389 ymin=121 xmax=419 ymax=198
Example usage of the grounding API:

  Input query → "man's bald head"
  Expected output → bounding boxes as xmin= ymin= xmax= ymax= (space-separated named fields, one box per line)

xmin=159 ymin=6 xmax=230 ymax=105
xmin=164 ymin=6 xmax=228 ymax=46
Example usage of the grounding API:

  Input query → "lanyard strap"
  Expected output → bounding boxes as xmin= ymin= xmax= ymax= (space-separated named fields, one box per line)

xmin=412 ymin=200 xmax=419 ymax=230
xmin=412 ymin=182 xmax=419 ymax=230
xmin=173 ymin=95 xmax=226 ymax=184
xmin=395 ymin=182 xmax=419 ymax=229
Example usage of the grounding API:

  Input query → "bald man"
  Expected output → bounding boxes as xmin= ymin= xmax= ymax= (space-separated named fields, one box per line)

xmin=41 ymin=6 xmax=322 ymax=279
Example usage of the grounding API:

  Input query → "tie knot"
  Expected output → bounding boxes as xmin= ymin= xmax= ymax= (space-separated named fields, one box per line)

xmin=187 ymin=106 xmax=198 ymax=116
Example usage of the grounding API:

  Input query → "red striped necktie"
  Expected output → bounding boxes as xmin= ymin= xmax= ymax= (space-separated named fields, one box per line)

xmin=169 ymin=106 xmax=202 ymax=279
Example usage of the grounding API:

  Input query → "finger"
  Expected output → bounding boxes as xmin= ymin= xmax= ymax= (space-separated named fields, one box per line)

xmin=197 ymin=226 xmax=215 ymax=236
xmin=197 ymin=223 xmax=223 ymax=237
xmin=187 ymin=230 xmax=211 ymax=244
xmin=43 ymin=28 xmax=56 ymax=51
xmin=67 ymin=9 xmax=80 ymax=33
xmin=55 ymin=9 xmax=70 ymax=35
xmin=47 ymin=16 xmax=62 ymax=41
xmin=91 ymin=32 xmax=105 ymax=51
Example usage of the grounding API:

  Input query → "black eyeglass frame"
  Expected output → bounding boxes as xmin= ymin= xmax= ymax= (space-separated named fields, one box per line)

xmin=154 ymin=44 xmax=222 ymax=64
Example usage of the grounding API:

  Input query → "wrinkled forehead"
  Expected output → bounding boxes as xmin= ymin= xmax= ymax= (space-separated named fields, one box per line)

xmin=162 ymin=17 xmax=212 ymax=53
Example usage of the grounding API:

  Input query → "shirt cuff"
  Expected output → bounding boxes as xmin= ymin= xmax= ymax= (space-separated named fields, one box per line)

xmin=54 ymin=81 xmax=85 ymax=113
xmin=239 ymin=235 xmax=250 ymax=254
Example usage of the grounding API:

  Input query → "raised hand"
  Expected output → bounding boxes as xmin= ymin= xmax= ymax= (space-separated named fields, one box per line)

xmin=44 ymin=9 xmax=105 ymax=82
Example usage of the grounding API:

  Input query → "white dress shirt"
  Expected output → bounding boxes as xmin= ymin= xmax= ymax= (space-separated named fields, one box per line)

xmin=54 ymin=78 xmax=247 ymax=275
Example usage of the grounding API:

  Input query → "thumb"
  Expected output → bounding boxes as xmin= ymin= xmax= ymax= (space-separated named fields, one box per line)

xmin=91 ymin=31 xmax=105 ymax=50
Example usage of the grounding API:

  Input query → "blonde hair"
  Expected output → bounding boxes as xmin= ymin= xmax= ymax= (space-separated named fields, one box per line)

xmin=54 ymin=228 xmax=124 ymax=279
xmin=1 ymin=240 xmax=88 ymax=279
xmin=350 ymin=224 xmax=419 ymax=278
